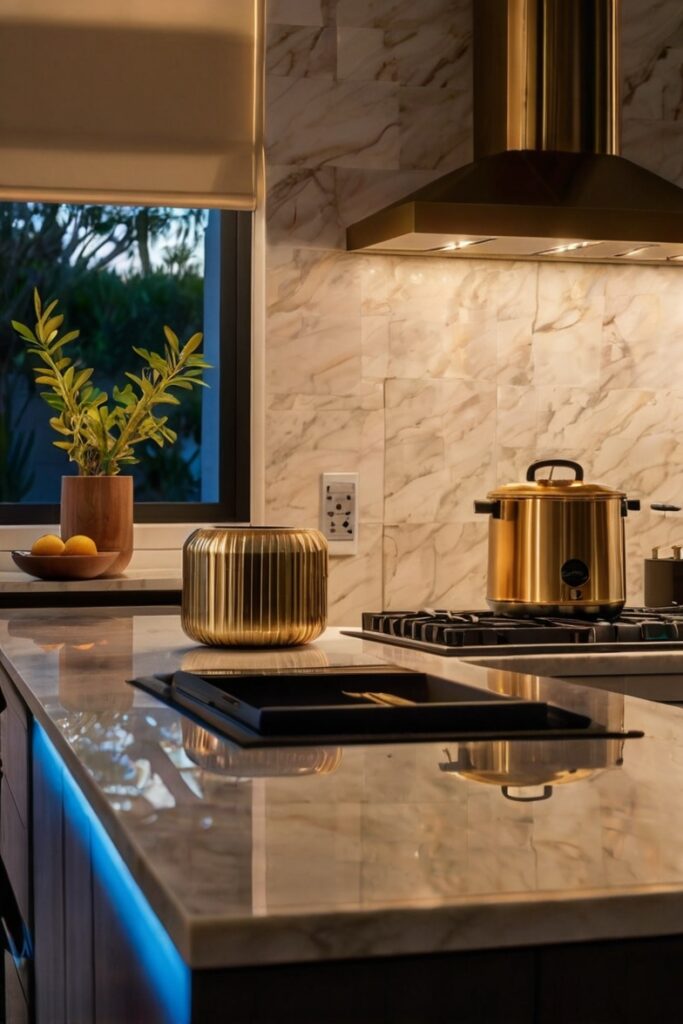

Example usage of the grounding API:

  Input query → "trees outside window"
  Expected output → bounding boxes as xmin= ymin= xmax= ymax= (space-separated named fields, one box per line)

xmin=0 ymin=204 xmax=250 ymax=523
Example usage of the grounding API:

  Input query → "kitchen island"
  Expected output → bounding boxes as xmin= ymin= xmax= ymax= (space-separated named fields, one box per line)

xmin=2 ymin=607 xmax=683 ymax=1023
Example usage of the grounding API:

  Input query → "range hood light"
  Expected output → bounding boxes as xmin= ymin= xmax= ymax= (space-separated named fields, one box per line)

xmin=616 ymin=244 xmax=659 ymax=258
xmin=535 ymin=241 xmax=601 ymax=256
xmin=667 ymin=254 xmax=683 ymax=263
xmin=429 ymin=239 xmax=494 ymax=253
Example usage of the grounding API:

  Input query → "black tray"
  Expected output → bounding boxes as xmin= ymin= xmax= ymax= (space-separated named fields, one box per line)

xmin=169 ymin=668 xmax=558 ymax=736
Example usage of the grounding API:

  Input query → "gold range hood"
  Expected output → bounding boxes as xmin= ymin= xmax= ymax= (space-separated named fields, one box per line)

xmin=346 ymin=0 xmax=683 ymax=266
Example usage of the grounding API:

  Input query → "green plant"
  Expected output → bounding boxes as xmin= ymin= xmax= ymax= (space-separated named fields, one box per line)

xmin=11 ymin=289 xmax=210 ymax=476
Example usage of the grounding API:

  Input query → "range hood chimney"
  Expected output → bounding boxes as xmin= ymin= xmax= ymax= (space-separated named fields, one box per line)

xmin=346 ymin=0 xmax=683 ymax=265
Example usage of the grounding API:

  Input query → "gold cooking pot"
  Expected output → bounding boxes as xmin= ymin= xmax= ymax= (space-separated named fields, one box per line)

xmin=474 ymin=459 xmax=640 ymax=619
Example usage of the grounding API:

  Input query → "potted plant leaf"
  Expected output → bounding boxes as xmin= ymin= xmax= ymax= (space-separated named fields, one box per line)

xmin=11 ymin=289 xmax=210 ymax=574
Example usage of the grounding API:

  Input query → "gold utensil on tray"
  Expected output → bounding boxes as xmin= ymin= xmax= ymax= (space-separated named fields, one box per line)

xmin=342 ymin=691 xmax=415 ymax=707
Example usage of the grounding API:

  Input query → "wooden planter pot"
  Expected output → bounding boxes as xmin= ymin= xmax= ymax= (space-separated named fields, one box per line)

xmin=60 ymin=476 xmax=134 ymax=576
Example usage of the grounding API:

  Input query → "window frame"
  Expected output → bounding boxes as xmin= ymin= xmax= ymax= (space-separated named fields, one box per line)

xmin=0 ymin=209 xmax=251 ymax=526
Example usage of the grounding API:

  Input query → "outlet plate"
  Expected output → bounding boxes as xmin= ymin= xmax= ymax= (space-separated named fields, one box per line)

xmin=320 ymin=472 xmax=358 ymax=555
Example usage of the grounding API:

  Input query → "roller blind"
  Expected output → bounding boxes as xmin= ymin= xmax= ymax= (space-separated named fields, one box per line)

xmin=0 ymin=0 xmax=264 ymax=208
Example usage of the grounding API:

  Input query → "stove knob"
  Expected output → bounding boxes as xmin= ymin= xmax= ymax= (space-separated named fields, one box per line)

xmin=561 ymin=559 xmax=590 ymax=588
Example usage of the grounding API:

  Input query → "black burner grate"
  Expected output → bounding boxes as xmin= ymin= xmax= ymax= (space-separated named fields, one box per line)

xmin=359 ymin=608 xmax=683 ymax=649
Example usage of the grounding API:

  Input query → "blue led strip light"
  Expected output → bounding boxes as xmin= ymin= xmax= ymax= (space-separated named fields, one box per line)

xmin=33 ymin=723 xmax=191 ymax=1024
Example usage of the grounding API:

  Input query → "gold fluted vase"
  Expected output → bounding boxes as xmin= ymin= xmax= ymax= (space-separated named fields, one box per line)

xmin=181 ymin=527 xmax=328 ymax=647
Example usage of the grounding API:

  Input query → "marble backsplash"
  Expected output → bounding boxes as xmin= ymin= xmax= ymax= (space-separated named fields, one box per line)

xmin=264 ymin=0 xmax=683 ymax=622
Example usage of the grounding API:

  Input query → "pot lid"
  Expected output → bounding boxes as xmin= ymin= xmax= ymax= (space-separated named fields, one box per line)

xmin=489 ymin=459 xmax=625 ymax=500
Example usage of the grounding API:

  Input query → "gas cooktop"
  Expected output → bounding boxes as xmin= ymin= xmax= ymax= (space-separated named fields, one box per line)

xmin=344 ymin=608 xmax=683 ymax=657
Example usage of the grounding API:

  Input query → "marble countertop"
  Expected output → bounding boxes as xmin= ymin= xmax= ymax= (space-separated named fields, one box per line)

xmin=1 ymin=608 xmax=683 ymax=969
xmin=0 ymin=569 xmax=182 ymax=592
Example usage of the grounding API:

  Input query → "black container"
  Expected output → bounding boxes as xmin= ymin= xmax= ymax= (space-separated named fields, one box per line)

xmin=644 ymin=548 xmax=683 ymax=607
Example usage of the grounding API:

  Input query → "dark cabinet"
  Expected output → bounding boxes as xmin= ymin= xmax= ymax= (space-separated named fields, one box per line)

xmin=63 ymin=788 xmax=94 ymax=1024
xmin=32 ymin=737 xmax=66 ymax=1024
xmin=0 ymin=666 xmax=32 ymax=1023
xmin=31 ymin=722 xmax=184 ymax=1024
xmin=536 ymin=935 xmax=683 ymax=1024
xmin=1 ymin=772 xmax=29 ymax=926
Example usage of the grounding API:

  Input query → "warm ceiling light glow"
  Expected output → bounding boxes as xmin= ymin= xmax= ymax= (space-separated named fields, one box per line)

xmin=535 ymin=240 xmax=601 ymax=256
xmin=616 ymin=244 xmax=659 ymax=258
xmin=428 ymin=238 xmax=495 ymax=252
xmin=667 ymin=254 xmax=683 ymax=262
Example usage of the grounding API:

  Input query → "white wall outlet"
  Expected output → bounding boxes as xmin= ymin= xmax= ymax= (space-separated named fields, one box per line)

xmin=320 ymin=472 xmax=359 ymax=555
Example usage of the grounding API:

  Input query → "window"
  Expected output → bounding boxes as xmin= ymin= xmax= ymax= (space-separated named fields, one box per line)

xmin=0 ymin=205 xmax=250 ymax=524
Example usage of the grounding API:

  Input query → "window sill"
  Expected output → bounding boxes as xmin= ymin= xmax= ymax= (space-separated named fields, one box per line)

xmin=0 ymin=523 xmax=230 ymax=574
xmin=0 ymin=569 xmax=182 ymax=594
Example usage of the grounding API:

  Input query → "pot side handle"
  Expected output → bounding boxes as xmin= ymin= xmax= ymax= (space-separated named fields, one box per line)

xmin=473 ymin=500 xmax=501 ymax=517
xmin=621 ymin=498 xmax=641 ymax=516
xmin=526 ymin=459 xmax=584 ymax=481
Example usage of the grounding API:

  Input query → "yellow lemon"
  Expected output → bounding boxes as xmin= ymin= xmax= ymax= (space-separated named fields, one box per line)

xmin=31 ymin=534 xmax=65 ymax=556
xmin=63 ymin=535 xmax=98 ymax=556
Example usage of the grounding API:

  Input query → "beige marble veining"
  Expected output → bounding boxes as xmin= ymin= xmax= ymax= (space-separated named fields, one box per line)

xmin=622 ymin=0 xmax=683 ymax=76
xmin=622 ymin=0 xmax=683 ymax=123
xmin=327 ymin=523 xmax=384 ymax=627
xmin=496 ymin=386 xmax=538 ymax=448
xmin=266 ymin=78 xmax=400 ymax=170
xmin=267 ymin=0 xmax=329 ymax=27
xmin=383 ymin=521 xmax=488 ymax=608
xmin=337 ymin=22 xmax=471 ymax=89
xmin=623 ymin=117 xmax=683 ymax=183
xmin=264 ymin=386 xmax=384 ymax=527
xmin=333 ymin=165 xmax=436 ymax=229
xmin=266 ymin=165 xmax=341 ymax=248
xmin=267 ymin=246 xmax=361 ymax=317
xmin=336 ymin=0 xmax=470 ymax=30
xmin=267 ymin=311 xmax=364 ymax=394
xmin=624 ymin=44 xmax=683 ymax=121
xmin=398 ymin=85 xmax=472 ymax=170
xmin=495 ymin=317 xmax=536 ymax=386
xmin=7 ymin=610 xmax=683 ymax=968
xmin=384 ymin=378 xmax=496 ymax=524
xmin=266 ymin=23 xmax=336 ymax=79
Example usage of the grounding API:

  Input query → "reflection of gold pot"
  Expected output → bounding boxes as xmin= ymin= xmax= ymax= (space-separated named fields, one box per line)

xmin=440 ymin=737 xmax=624 ymax=802
xmin=181 ymin=527 xmax=328 ymax=647
xmin=182 ymin=721 xmax=342 ymax=777
xmin=180 ymin=644 xmax=330 ymax=675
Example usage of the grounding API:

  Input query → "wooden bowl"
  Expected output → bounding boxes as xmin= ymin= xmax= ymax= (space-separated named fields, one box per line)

xmin=11 ymin=550 xmax=120 ymax=581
